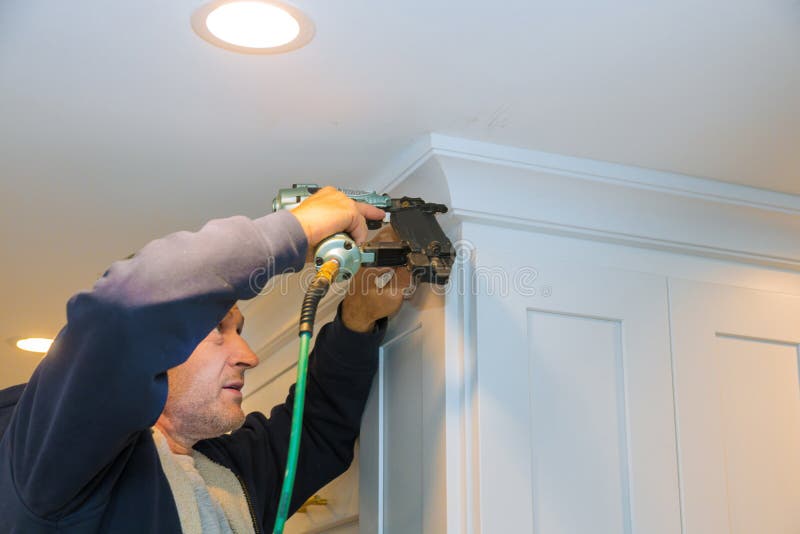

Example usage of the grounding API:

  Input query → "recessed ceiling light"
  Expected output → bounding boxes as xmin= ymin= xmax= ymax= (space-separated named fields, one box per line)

xmin=192 ymin=0 xmax=315 ymax=54
xmin=15 ymin=338 xmax=53 ymax=354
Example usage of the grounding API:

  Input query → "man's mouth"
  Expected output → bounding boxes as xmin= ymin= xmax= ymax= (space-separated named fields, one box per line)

xmin=222 ymin=381 xmax=244 ymax=393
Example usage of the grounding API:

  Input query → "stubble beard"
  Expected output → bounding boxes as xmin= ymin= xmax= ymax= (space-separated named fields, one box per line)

xmin=172 ymin=395 xmax=246 ymax=441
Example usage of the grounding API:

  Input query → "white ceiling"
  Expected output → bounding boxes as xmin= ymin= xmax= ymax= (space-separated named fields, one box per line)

xmin=1 ymin=0 xmax=799 ymax=387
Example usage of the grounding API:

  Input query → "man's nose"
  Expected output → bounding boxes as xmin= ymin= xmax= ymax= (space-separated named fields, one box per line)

xmin=231 ymin=339 xmax=259 ymax=368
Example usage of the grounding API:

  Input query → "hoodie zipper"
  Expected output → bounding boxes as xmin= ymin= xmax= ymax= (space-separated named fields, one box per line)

xmin=204 ymin=455 xmax=261 ymax=534
xmin=233 ymin=469 xmax=262 ymax=534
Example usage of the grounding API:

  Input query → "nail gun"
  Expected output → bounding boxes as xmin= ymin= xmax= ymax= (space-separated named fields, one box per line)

xmin=272 ymin=184 xmax=453 ymax=285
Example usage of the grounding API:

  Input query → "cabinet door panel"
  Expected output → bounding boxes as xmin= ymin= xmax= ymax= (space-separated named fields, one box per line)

xmin=473 ymin=248 xmax=681 ymax=534
xmin=527 ymin=311 xmax=630 ymax=534
xmin=670 ymin=280 xmax=800 ymax=534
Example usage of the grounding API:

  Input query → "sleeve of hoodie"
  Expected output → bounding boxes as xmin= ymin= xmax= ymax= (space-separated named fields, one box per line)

xmin=194 ymin=301 xmax=386 ymax=532
xmin=2 ymin=210 xmax=307 ymax=519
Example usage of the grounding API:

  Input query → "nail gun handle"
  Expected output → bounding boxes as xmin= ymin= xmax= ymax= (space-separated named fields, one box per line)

xmin=272 ymin=184 xmax=393 ymax=213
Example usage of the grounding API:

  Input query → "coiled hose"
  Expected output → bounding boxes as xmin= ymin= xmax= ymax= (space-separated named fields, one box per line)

xmin=272 ymin=259 xmax=340 ymax=534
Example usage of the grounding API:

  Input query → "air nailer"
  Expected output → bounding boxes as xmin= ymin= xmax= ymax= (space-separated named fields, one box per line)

xmin=273 ymin=183 xmax=453 ymax=285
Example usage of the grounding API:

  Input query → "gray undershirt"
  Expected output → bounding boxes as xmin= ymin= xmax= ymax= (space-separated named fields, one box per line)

xmin=172 ymin=453 xmax=235 ymax=534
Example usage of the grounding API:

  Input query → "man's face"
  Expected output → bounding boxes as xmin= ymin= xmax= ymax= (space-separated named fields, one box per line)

xmin=160 ymin=306 xmax=259 ymax=441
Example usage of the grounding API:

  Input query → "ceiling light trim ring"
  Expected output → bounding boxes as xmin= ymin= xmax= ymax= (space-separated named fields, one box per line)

xmin=191 ymin=0 xmax=315 ymax=55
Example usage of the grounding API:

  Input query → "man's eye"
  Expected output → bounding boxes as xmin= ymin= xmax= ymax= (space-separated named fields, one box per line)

xmin=216 ymin=324 xmax=224 ymax=333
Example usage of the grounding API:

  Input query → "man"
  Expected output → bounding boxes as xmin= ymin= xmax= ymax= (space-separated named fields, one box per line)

xmin=0 ymin=187 xmax=411 ymax=533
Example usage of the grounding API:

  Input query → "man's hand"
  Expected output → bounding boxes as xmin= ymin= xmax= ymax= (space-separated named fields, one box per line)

xmin=289 ymin=186 xmax=386 ymax=249
xmin=341 ymin=226 xmax=414 ymax=333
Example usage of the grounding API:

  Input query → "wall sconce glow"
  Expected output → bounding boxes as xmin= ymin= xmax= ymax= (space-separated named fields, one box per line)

xmin=16 ymin=338 xmax=53 ymax=354
xmin=192 ymin=0 xmax=315 ymax=54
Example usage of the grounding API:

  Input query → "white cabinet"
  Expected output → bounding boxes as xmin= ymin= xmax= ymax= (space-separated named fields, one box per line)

xmin=469 ymin=224 xmax=680 ymax=534
xmin=242 ymin=135 xmax=800 ymax=534
xmin=245 ymin=244 xmax=800 ymax=534
xmin=669 ymin=280 xmax=800 ymax=534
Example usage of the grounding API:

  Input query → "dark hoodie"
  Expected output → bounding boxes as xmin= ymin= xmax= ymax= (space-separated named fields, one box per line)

xmin=0 ymin=210 xmax=385 ymax=533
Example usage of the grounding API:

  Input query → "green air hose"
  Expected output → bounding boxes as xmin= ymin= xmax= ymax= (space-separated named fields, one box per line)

xmin=272 ymin=331 xmax=311 ymax=534
xmin=272 ymin=259 xmax=340 ymax=534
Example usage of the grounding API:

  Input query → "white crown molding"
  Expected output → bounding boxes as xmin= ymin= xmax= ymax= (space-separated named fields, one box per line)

xmin=368 ymin=133 xmax=800 ymax=271
xmin=424 ymin=134 xmax=800 ymax=215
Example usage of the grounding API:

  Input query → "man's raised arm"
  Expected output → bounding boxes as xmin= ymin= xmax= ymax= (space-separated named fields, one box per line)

xmin=1 ymin=211 xmax=307 ymax=519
